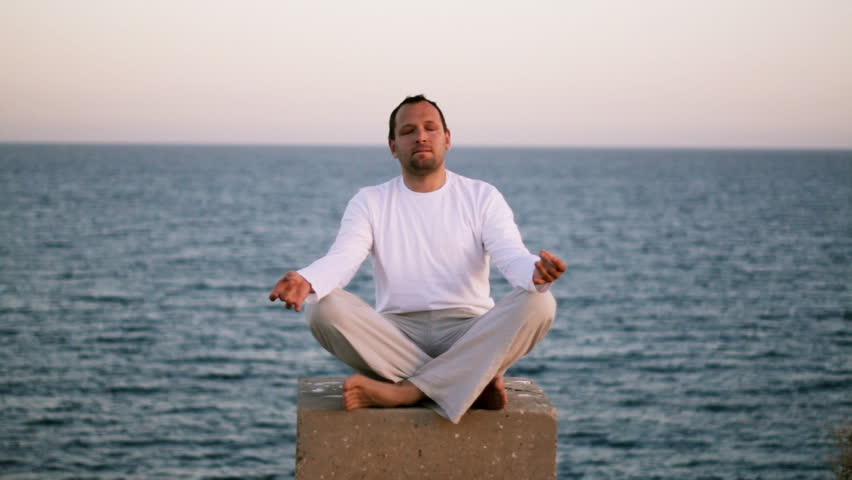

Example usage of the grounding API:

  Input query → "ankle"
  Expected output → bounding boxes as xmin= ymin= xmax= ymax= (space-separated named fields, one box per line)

xmin=397 ymin=380 xmax=425 ymax=403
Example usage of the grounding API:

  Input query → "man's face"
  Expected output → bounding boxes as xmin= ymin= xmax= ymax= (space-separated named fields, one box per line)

xmin=389 ymin=101 xmax=451 ymax=177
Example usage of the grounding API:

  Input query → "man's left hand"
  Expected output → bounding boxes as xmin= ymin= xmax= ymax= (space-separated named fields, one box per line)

xmin=533 ymin=249 xmax=567 ymax=285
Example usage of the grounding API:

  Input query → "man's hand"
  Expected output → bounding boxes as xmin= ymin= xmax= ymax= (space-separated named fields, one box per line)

xmin=269 ymin=271 xmax=313 ymax=312
xmin=533 ymin=250 xmax=567 ymax=285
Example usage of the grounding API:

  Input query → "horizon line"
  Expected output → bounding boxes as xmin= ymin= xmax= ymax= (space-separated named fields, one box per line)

xmin=1 ymin=140 xmax=851 ymax=153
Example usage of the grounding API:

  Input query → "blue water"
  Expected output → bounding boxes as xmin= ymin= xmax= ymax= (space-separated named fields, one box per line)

xmin=1 ymin=144 xmax=850 ymax=479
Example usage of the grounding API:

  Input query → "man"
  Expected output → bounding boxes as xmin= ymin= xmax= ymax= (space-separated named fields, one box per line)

xmin=269 ymin=95 xmax=566 ymax=423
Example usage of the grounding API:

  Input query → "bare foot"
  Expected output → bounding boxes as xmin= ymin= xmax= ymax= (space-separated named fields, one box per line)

xmin=343 ymin=374 xmax=425 ymax=410
xmin=472 ymin=375 xmax=508 ymax=410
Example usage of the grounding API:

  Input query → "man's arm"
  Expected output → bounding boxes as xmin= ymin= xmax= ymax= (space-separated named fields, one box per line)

xmin=482 ymin=188 xmax=567 ymax=290
xmin=269 ymin=190 xmax=373 ymax=312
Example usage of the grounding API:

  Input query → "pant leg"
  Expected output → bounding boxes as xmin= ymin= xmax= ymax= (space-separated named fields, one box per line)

xmin=407 ymin=288 xmax=556 ymax=423
xmin=305 ymin=288 xmax=432 ymax=382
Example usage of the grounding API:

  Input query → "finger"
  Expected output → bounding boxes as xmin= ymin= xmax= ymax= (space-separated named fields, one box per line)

xmin=284 ymin=290 xmax=306 ymax=308
xmin=269 ymin=286 xmax=285 ymax=301
xmin=543 ymin=264 xmax=558 ymax=282
xmin=285 ymin=299 xmax=305 ymax=312
xmin=541 ymin=250 xmax=567 ymax=273
xmin=547 ymin=269 xmax=562 ymax=282
xmin=542 ymin=256 xmax=560 ymax=272
xmin=269 ymin=278 xmax=290 ymax=301
xmin=291 ymin=291 xmax=308 ymax=312
xmin=538 ymin=251 xmax=554 ymax=269
xmin=535 ymin=261 xmax=549 ymax=281
xmin=536 ymin=261 xmax=555 ymax=283
xmin=550 ymin=254 xmax=567 ymax=272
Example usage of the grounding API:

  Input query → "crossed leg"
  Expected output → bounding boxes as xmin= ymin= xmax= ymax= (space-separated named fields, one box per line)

xmin=342 ymin=374 xmax=506 ymax=411
xmin=305 ymin=288 xmax=556 ymax=423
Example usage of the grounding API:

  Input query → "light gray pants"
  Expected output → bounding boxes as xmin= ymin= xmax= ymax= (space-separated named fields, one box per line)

xmin=305 ymin=288 xmax=556 ymax=423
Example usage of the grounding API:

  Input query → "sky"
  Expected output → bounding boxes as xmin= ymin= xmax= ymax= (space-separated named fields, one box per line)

xmin=1 ymin=0 xmax=851 ymax=148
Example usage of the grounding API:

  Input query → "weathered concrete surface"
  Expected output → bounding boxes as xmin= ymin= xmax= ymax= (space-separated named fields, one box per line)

xmin=296 ymin=377 xmax=557 ymax=480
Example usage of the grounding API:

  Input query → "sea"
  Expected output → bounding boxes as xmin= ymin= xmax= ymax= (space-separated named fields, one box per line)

xmin=0 ymin=144 xmax=850 ymax=479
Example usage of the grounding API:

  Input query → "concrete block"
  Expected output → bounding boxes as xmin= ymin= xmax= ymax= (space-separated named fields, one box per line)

xmin=296 ymin=377 xmax=557 ymax=480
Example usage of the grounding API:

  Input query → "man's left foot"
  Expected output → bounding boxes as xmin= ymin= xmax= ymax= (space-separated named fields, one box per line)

xmin=343 ymin=374 xmax=425 ymax=410
xmin=472 ymin=375 xmax=508 ymax=410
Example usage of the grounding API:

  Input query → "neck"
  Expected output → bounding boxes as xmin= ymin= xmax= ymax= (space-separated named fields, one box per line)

xmin=402 ymin=168 xmax=447 ymax=193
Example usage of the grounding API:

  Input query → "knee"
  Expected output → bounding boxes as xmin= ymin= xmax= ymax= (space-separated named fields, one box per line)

xmin=520 ymin=289 xmax=557 ymax=329
xmin=305 ymin=288 xmax=348 ymax=334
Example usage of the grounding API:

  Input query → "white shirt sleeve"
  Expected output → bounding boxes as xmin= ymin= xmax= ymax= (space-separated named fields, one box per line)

xmin=297 ymin=191 xmax=373 ymax=302
xmin=481 ymin=188 xmax=550 ymax=293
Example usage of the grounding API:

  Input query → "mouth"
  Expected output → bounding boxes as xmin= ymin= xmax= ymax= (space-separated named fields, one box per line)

xmin=413 ymin=147 xmax=432 ymax=154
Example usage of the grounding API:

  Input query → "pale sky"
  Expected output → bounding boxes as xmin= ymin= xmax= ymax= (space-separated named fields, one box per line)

xmin=1 ymin=0 xmax=851 ymax=148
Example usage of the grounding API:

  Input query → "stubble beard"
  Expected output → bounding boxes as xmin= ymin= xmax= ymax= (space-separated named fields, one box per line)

xmin=401 ymin=153 xmax=444 ymax=177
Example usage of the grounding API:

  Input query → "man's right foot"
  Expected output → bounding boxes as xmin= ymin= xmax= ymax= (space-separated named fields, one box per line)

xmin=472 ymin=375 xmax=508 ymax=410
xmin=343 ymin=374 xmax=425 ymax=410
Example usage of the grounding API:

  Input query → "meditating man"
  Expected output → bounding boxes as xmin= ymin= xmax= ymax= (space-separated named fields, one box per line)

xmin=269 ymin=94 xmax=567 ymax=423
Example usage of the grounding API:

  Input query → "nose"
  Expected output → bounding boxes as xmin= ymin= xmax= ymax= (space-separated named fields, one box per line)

xmin=416 ymin=128 xmax=429 ymax=142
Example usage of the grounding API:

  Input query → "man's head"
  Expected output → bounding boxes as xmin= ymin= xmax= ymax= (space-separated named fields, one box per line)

xmin=388 ymin=94 xmax=452 ymax=178
xmin=388 ymin=94 xmax=448 ymax=141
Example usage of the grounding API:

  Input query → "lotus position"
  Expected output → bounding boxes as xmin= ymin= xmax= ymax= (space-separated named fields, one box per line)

xmin=269 ymin=95 xmax=566 ymax=423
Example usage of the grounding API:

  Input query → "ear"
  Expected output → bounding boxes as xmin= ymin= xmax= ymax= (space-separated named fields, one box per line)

xmin=388 ymin=138 xmax=397 ymax=158
xmin=444 ymin=128 xmax=452 ymax=151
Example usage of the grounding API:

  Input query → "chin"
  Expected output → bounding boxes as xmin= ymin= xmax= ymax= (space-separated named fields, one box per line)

xmin=406 ymin=159 xmax=443 ymax=176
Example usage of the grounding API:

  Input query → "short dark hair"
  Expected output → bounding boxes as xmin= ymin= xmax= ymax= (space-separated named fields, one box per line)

xmin=388 ymin=94 xmax=448 ymax=140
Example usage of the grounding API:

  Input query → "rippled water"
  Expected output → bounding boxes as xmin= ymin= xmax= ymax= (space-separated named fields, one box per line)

xmin=1 ymin=144 xmax=850 ymax=479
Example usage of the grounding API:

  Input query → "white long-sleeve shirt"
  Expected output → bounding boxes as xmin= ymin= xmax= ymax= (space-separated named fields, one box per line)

xmin=299 ymin=170 xmax=543 ymax=314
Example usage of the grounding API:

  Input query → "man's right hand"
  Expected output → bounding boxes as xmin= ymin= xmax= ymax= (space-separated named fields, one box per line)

xmin=269 ymin=271 xmax=313 ymax=312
